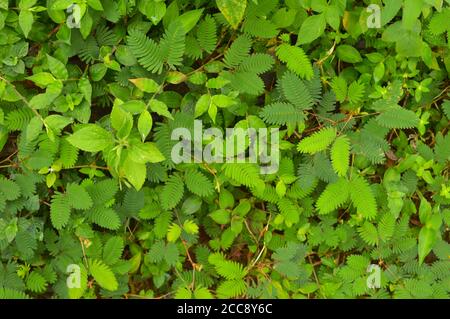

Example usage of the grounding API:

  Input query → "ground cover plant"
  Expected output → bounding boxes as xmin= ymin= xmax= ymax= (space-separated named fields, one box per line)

xmin=0 ymin=0 xmax=449 ymax=299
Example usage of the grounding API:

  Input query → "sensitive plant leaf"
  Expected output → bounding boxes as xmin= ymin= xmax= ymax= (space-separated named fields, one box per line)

xmin=316 ymin=178 xmax=350 ymax=214
xmin=89 ymin=259 xmax=118 ymax=291
xmin=331 ymin=135 xmax=350 ymax=177
xmin=276 ymin=44 xmax=313 ymax=80
xmin=349 ymin=176 xmax=378 ymax=220
xmin=298 ymin=127 xmax=337 ymax=154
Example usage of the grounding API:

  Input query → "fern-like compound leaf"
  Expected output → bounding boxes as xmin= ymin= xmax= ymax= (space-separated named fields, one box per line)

xmin=87 ymin=207 xmax=121 ymax=230
xmin=316 ymin=177 xmax=350 ymax=214
xmin=89 ymin=259 xmax=118 ymax=291
xmin=197 ymin=15 xmax=217 ymax=53
xmin=376 ymin=107 xmax=420 ymax=129
xmin=223 ymin=35 xmax=252 ymax=68
xmin=280 ymin=71 xmax=314 ymax=110
xmin=50 ymin=193 xmax=71 ymax=230
xmin=349 ymin=175 xmax=377 ymax=220
xmin=160 ymin=174 xmax=184 ymax=210
xmin=275 ymin=43 xmax=313 ymax=80
xmin=298 ymin=127 xmax=337 ymax=154
xmin=358 ymin=222 xmax=378 ymax=246
xmin=127 ymin=29 xmax=164 ymax=73
xmin=160 ymin=21 xmax=186 ymax=69
xmin=331 ymin=135 xmax=350 ymax=177
xmin=238 ymin=53 xmax=274 ymax=74
xmin=259 ymin=102 xmax=305 ymax=125
xmin=222 ymin=163 xmax=265 ymax=192
xmin=66 ymin=183 xmax=92 ymax=210
xmin=102 ymin=237 xmax=124 ymax=266
xmin=185 ymin=169 xmax=214 ymax=197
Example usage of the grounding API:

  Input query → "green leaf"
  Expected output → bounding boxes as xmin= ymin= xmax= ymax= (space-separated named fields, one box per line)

xmin=376 ymin=107 xmax=420 ymax=129
xmin=139 ymin=0 xmax=166 ymax=25
xmin=331 ymin=135 xmax=350 ymax=177
xmin=297 ymin=13 xmax=326 ymax=45
xmin=167 ymin=223 xmax=182 ymax=242
xmin=349 ymin=176 xmax=377 ymax=220
xmin=175 ymin=9 xmax=204 ymax=33
xmin=51 ymin=0 xmax=73 ymax=10
xmin=316 ymin=178 xmax=350 ymax=214
xmin=19 ymin=0 xmax=37 ymax=10
xmin=275 ymin=44 xmax=313 ymax=80
xmin=123 ymin=155 xmax=147 ymax=190
xmin=103 ymin=237 xmax=124 ymax=265
xmin=67 ymin=124 xmax=114 ymax=152
xmin=79 ymin=77 xmax=92 ymax=102
xmin=19 ymin=10 xmax=33 ymax=38
xmin=149 ymin=99 xmax=173 ymax=120
xmin=50 ymin=194 xmax=71 ymax=230
xmin=183 ymin=219 xmax=198 ymax=235
xmin=46 ymin=55 xmax=68 ymax=80
xmin=381 ymin=0 xmax=403 ymax=26
xmin=194 ymin=287 xmax=213 ymax=299
xmin=137 ymin=110 xmax=153 ymax=142
xmin=195 ymin=94 xmax=211 ymax=118
xmin=210 ymin=209 xmax=231 ymax=224
xmin=336 ymin=45 xmax=362 ymax=63
xmin=66 ymin=183 xmax=93 ymax=210
xmin=120 ymin=100 xmax=146 ymax=115
xmin=87 ymin=0 xmax=103 ymax=10
xmin=418 ymin=227 xmax=438 ymax=265
xmin=26 ymin=117 xmax=43 ymax=141
xmin=358 ymin=222 xmax=378 ymax=246
xmin=403 ymin=0 xmax=423 ymax=30
xmin=297 ymin=127 xmax=336 ymax=154
xmin=160 ymin=174 xmax=184 ymax=210
xmin=88 ymin=207 xmax=121 ymax=230
xmin=110 ymin=106 xmax=133 ymax=136
xmin=216 ymin=0 xmax=247 ymax=29
xmin=26 ymin=72 xmax=55 ymax=88
xmin=185 ymin=169 xmax=214 ymax=197
xmin=89 ymin=259 xmax=118 ymax=291
xmin=211 ymin=95 xmax=236 ymax=108
xmin=90 ymin=63 xmax=107 ymax=81
xmin=129 ymin=78 xmax=160 ymax=93
xmin=128 ymin=141 xmax=165 ymax=164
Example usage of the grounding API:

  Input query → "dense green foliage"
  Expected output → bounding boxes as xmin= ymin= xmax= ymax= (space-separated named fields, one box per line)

xmin=0 ymin=0 xmax=449 ymax=299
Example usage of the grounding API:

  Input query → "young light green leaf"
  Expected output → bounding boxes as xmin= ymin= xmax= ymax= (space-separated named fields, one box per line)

xmin=67 ymin=124 xmax=113 ymax=152
xmin=331 ymin=135 xmax=350 ymax=177
xmin=128 ymin=141 xmax=165 ymax=164
xmin=216 ymin=0 xmax=246 ymax=29
xmin=129 ymin=78 xmax=160 ymax=93
xmin=138 ymin=110 xmax=153 ymax=142
xmin=297 ymin=127 xmax=337 ymax=154
xmin=195 ymin=94 xmax=211 ymax=118
xmin=89 ymin=259 xmax=118 ymax=291
xmin=19 ymin=10 xmax=33 ymax=38
xmin=122 ymin=155 xmax=147 ymax=190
